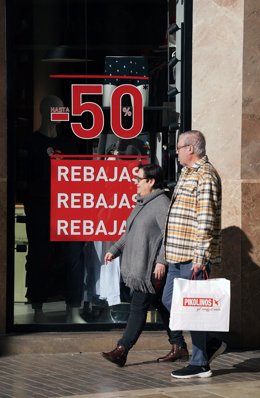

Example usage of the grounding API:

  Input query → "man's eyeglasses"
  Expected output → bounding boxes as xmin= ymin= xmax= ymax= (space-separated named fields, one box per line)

xmin=136 ymin=177 xmax=148 ymax=183
xmin=176 ymin=144 xmax=191 ymax=151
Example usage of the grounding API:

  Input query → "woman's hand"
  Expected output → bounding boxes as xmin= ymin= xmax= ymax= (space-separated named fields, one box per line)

xmin=153 ymin=263 xmax=166 ymax=280
xmin=104 ymin=252 xmax=114 ymax=264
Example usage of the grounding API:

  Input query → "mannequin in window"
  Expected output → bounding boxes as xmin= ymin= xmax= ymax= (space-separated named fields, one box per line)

xmin=23 ymin=95 xmax=85 ymax=323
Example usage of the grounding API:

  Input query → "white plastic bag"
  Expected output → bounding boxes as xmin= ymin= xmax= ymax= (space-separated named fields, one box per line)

xmin=170 ymin=278 xmax=231 ymax=332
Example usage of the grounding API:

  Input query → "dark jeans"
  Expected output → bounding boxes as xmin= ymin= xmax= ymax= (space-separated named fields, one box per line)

xmin=162 ymin=261 xmax=211 ymax=366
xmin=118 ymin=276 xmax=186 ymax=351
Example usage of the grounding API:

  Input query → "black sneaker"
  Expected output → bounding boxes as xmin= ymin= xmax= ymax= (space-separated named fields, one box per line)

xmin=207 ymin=338 xmax=227 ymax=364
xmin=171 ymin=364 xmax=212 ymax=379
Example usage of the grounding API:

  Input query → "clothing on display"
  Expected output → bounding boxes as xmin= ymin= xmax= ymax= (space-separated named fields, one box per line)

xmin=84 ymin=241 xmax=121 ymax=307
xmin=97 ymin=132 xmax=150 ymax=159
xmin=103 ymin=56 xmax=149 ymax=107
xmin=104 ymin=56 xmax=148 ymax=86
xmin=24 ymin=131 xmax=77 ymax=308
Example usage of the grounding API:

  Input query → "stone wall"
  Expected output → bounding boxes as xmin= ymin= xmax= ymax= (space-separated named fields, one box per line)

xmin=192 ymin=0 xmax=260 ymax=347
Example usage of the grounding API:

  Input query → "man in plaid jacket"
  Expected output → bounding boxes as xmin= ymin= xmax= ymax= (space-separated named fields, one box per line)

xmin=162 ymin=130 xmax=226 ymax=379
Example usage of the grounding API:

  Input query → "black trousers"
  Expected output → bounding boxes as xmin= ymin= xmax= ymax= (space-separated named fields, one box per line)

xmin=24 ymin=200 xmax=84 ymax=307
xmin=118 ymin=277 xmax=186 ymax=351
xmin=62 ymin=242 xmax=85 ymax=307
xmin=24 ymin=200 xmax=61 ymax=305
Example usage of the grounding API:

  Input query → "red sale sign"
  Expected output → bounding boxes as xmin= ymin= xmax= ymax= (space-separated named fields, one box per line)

xmin=50 ymin=82 xmax=145 ymax=139
xmin=50 ymin=155 xmax=148 ymax=241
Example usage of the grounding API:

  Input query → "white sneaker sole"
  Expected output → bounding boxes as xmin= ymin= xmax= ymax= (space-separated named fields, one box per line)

xmin=171 ymin=370 xmax=213 ymax=379
xmin=209 ymin=342 xmax=227 ymax=364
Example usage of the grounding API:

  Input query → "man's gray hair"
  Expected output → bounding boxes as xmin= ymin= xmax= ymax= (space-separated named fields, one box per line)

xmin=180 ymin=130 xmax=206 ymax=157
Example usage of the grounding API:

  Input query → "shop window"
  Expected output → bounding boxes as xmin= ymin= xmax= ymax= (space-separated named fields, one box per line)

xmin=7 ymin=0 xmax=191 ymax=331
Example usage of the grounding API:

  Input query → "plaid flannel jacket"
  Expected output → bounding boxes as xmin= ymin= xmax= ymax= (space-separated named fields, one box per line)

xmin=164 ymin=156 xmax=222 ymax=265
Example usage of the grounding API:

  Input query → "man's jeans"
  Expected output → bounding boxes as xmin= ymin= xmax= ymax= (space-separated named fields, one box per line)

xmin=162 ymin=261 xmax=211 ymax=366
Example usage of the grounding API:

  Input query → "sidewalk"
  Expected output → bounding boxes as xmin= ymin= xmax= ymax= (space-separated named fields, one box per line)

xmin=0 ymin=346 xmax=260 ymax=398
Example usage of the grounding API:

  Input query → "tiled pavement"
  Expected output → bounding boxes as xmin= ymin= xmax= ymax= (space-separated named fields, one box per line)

xmin=0 ymin=348 xmax=260 ymax=398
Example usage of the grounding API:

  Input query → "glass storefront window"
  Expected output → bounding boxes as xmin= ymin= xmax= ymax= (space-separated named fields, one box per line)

xmin=7 ymin=0 xmax=188 ymax=329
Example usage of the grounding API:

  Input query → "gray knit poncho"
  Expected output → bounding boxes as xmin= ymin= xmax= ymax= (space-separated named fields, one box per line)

xmin=109 ymin=189 xmax=170 ymax=294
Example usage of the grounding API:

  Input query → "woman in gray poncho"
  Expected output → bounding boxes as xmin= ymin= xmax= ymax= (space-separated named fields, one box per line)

xmin=102 ymin=163 xmax=189 ymax=367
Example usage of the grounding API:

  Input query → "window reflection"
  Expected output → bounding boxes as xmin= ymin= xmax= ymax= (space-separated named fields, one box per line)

xmin=10 ymin=0 xmax=177 ymax=326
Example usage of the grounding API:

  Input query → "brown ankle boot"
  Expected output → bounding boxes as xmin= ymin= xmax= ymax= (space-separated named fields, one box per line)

xmin=102 ymin=345 xmax=128 ymax=367
xmin=157 ymin=344 xmax=189 ymax=362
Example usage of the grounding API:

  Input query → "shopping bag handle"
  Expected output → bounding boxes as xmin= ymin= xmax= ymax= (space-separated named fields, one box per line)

xmin=191 ymin=270 xmax=209 ymax=280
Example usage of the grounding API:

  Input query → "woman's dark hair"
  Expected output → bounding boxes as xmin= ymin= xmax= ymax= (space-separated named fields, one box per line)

xmin=138 ymin=163 xmax=164 ymax=189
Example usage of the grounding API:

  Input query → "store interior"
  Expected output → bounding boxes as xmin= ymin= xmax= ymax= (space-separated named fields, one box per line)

xmin=8 ymin=0 xmax=179 ymax=328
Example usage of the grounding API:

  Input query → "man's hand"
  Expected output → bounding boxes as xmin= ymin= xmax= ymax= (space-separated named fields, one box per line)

xmin=192 ymin=263 xmax=206 ymax=273
xmin=104 ymin=252 xmax=114 ymax=264
xmin=153 ymin=263 xmax=166 ymax=280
